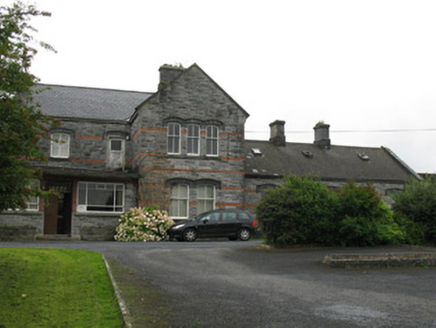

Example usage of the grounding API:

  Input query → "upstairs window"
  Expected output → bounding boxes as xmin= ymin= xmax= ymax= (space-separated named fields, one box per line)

xmin=167 ymin=123 xmax=181 ymax=154
xmin=170 ymin=184 xmax=189 ymax=219
xmin=206 ymin=125 xmax=219 ymax=156
xmin=108 ymin=138 xmax=125 ymax=169
xmin=51 ymin=133 xmax=70 ymax=158
xmin=187 ymin=124 xmax=200 ymax=155
xmin=197 ymin=185 xmax=215 ymax=214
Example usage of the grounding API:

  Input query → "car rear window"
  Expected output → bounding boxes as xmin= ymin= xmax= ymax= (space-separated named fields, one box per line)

xmin=238 ymin=212 xmax=251 ymax=220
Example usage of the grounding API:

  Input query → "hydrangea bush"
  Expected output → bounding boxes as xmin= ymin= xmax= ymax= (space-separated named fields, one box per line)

xmin=114 ymin=206 xmax=175 ymax=241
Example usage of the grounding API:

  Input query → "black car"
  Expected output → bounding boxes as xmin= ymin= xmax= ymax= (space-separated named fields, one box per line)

xmin=167 ymin=209 xmax=257 ymax=242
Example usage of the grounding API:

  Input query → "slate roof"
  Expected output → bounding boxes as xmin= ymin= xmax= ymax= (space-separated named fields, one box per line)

xmin=244 ymin=140 xmax=418 ymax=183
xmin=33 ymin=84 xmax=153 ymax=121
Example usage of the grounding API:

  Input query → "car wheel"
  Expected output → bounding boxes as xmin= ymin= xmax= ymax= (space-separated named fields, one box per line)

xmin=183 ymin=228 xmax=197 ymax=242
xmin=238 ymin=228 xmax=251 ymax=241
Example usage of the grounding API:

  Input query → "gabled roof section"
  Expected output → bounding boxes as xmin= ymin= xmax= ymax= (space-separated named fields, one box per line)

xmin=33 ymin=84 xmax=152 ymax=121
xmin=244 ymin=140 xmax=418 ymax=183
xmin=131 ymin=63 xmax=250 ymax=121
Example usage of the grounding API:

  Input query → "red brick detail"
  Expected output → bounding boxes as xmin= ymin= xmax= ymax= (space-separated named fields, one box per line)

xmin=244 ymin=190 xmax=256 ymax=193
xmin=222 ymin=157 xmax=245 ymax=161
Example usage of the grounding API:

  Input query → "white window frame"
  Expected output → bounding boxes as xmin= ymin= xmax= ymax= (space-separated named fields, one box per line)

xmin=25 ymin=180 xmax=39 ymax=211
xmin=197 ymin=185 xmax=215 ymax=214
xmin=77 ymin=182 xmax=124 ymax=213
xmin=51 ymin=133 xmax=70 ymax=158
xmin=167 ymin=123 xmax=181 ymax=154
xmin=170 ymin=184 xmax=189 ymax=219
xmin=206 ymin=125 xmax=219 ymax=156
xmin=187 ymin=124 xmax=200 ymax=156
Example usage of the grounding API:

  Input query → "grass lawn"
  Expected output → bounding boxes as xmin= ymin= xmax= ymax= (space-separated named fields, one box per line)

xmin=0 ymin=248 xmax=124 ymax=328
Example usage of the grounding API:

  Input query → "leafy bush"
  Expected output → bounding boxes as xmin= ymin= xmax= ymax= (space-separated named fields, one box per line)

xmin=256 ymin=176 xmax=406 ymax=247
xmin=393 ymin=176 xmax=436 ymax=244
xmin=256 ymin=175 xmax=338 ymax=247
xmin=336 ymin=182 xmax=405 ymax=246
xmin=114 ymin=206 xmax=174 ymax=241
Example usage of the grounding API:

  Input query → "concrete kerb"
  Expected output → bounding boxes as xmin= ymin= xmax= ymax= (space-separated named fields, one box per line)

xmin=102 ymin=255 xmax=133 ymax=328
xmin=323 ymin=252 xmax=436 ymax=269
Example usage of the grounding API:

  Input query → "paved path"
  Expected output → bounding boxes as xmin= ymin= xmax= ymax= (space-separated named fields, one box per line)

xmin=1 ymin=241 xmax=436 ymax=327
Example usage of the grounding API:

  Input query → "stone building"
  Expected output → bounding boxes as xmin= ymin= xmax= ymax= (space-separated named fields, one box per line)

xmin=0 ymin=64 xmax=420 ymax=240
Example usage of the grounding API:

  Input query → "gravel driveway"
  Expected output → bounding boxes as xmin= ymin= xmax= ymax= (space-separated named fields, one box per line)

xmin=1 ymin=241 xmax=435 ymax=327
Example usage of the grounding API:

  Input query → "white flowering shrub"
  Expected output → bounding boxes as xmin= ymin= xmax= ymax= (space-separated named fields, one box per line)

xmin=114 ymin=206 xmax=175 ymax=241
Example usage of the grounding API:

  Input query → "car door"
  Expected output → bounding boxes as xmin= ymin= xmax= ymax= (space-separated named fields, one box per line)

xmin=197 ymin=212 xmax=221 ymax=237
xmin=219 ymin=211 xmax=239 ymax=236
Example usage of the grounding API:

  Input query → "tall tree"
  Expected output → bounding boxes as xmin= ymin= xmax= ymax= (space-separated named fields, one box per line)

xmin=0 ymin=1 xmax=56 ymax=211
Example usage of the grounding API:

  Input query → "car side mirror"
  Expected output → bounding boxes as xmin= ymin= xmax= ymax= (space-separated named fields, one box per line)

xmin=203 ymin=219 xmax=209 ymax=224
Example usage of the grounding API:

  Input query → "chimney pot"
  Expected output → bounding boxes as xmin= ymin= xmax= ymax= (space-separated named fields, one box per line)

xmin=314 ymin=122 xmax=331 ymax=149
xmin=269 ymin=120 xmax=286 ymax=146
xmin=158 ymin=64 xmax=184 ymax=90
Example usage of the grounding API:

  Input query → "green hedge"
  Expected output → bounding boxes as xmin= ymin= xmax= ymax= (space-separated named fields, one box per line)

xmin=256 ymin=176 xmax=407 ymax=247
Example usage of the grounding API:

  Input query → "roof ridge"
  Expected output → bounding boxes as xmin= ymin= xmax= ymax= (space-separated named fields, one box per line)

xmin=36 ymin=83 xmax=153 ymax=94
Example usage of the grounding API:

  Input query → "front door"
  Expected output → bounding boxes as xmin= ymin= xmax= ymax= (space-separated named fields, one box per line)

xmin=43 ymin=182 xmax=72 ymax=235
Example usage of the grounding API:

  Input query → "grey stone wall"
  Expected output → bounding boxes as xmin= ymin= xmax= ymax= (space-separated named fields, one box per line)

xmin=72 ymin=214 xmax=120 ymax=241
xmin=0 ymin=212 xmax=43 ymax=241
xmin=131 ymin=65 xmax=248 ymax=217
xmin=38 ymin=119 xmax=131 ymax=170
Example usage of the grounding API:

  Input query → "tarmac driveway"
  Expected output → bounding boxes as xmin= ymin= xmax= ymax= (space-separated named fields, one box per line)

xmin=1 ymin=240 xmax=435 ymax=327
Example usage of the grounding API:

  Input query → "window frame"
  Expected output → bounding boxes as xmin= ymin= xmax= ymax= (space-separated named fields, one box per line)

xmin=170 ymin=184 xmax=189 ymax=219
xmin=77 ymin=182 xmax=125 ymax=213
xmin=187 ymin=124 xmax=200 ymax=156
xmin=197 ymin=184 xmax=215 ymax=214
xmin=206 ymin=125 xmax=219 ymax=156
xmin=25 ymin=180 xmax=39 ymax=211
xmin=50 ymin=133 xmax=70 ymax=158
xmin=167 ymin=123 xmax=181 ymax=155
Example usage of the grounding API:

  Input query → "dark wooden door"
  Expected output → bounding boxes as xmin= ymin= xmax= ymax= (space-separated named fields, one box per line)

xmin=44 ymin=194 xmax=58 ymax=234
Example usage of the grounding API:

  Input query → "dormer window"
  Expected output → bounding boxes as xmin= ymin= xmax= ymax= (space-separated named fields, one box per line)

xmin=358 ymin=153 xmax=369 ymax=161
xmin=251 ymin=148 xmax=262 ymax=156
xmin=51 ymin=133 xmax=70 ymax=158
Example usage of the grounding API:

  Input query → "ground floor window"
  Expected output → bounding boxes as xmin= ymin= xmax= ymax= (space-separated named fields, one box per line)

xmin=170 ymin=184 xmax=189 ymax=219
xmin=197 ymin=185 xmax=215 ymax=214
xmin=77 ymin=182 xmax=124 ymax=212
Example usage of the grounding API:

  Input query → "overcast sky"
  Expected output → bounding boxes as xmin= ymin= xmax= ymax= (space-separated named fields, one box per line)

xmin=10 ymin=0 xmax=436 ymax=173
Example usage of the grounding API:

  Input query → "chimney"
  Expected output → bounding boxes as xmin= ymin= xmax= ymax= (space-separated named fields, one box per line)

xmin=269 ymin=120 xmax=286 ymax=146
xmin=158 ymin=64 xmax=184 ymax=90
xmin=314 ymin=122 xmax=331 ymax=149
